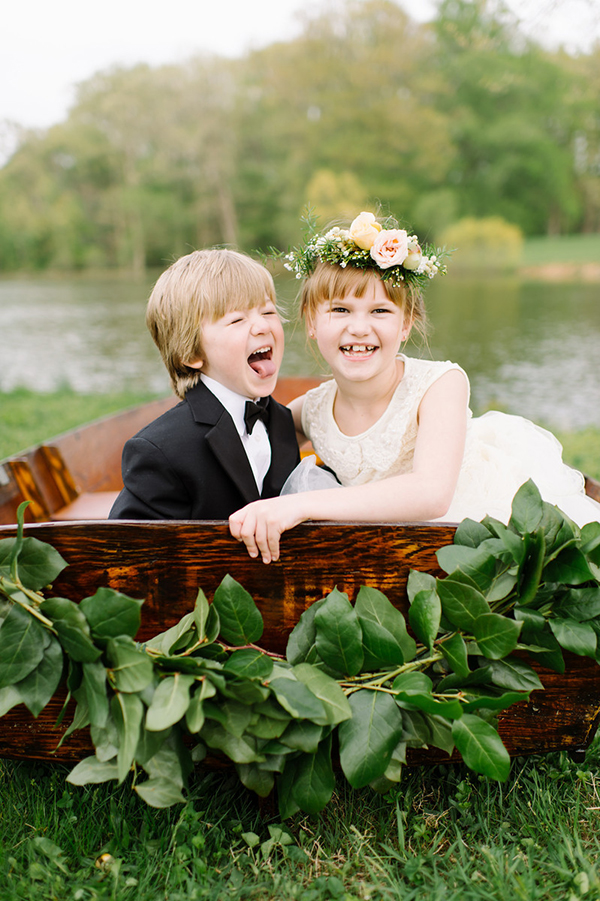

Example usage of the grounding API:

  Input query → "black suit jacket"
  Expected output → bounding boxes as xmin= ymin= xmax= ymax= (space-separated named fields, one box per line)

xmin=109 ymin=381 xmax=300 ymax=520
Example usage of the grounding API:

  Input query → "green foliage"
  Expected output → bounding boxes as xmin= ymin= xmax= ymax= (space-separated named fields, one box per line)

xmin=2 ymin=483 xmax=600 ymax=820
xmin=440 ymin=216 xmax=524 ymax=271
xmin=1 ymin=0 xmax=598 ymax=273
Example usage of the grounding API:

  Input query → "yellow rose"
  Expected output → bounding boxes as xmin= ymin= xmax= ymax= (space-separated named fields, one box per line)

xmin=349 ymin=212 xmax=382 ymax=251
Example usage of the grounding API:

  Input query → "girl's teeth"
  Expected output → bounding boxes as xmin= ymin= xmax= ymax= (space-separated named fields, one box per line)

xmin=342 ymin=345 xmax=375 ymax=353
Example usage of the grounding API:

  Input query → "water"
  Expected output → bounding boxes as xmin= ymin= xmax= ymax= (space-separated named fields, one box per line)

xmin=0 ymin=272 xmax=599 ymax=430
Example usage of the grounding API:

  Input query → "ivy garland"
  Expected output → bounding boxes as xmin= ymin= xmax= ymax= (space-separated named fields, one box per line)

xmin=1 ymin=482 xmax=600 ymax=818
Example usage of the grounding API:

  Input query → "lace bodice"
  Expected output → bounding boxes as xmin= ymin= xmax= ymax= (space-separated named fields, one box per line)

xmin=301 ymin=355 xmax=467 ymax=486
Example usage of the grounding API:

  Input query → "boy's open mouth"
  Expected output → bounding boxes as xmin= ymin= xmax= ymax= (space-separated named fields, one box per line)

xmin=248 ymin=345 xmax=276 ymax=378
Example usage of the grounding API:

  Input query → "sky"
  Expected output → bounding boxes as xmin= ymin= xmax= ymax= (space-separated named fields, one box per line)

xmin=1 ymin=0 xmax=599 ymax=139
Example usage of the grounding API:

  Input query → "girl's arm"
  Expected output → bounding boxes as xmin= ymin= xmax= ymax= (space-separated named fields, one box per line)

xmin=287 ymin=394 xmax=308 ymax=448
xmin=231 ymin=369 xmax=469 ymax=563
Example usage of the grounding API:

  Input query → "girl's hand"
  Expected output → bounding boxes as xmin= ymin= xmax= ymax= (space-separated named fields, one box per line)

xmin=229 ymin=495 xmax=306 ymax=564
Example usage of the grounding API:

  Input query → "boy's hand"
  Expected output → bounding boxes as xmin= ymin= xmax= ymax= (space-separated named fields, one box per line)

xmin=229 ymin=496 xmax=304 ymax=564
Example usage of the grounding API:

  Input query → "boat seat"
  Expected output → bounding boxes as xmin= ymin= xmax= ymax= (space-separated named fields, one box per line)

xmin=51 ymin=491 xmax=120 ymax=521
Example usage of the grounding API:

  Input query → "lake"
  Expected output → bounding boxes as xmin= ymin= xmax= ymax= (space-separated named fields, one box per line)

xmin=0 ymin=272 xmax=599 ymax=430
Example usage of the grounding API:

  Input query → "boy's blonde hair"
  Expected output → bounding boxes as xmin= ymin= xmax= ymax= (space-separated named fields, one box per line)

xmin=300 ymin=262 xmax=428 ymax=342
xmin=146 ymin=249 xmax=276 ymax=398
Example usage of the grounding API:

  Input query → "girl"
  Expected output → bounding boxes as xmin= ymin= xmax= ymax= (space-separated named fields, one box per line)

xmin=229 ymin=212 xmax=600 ymax=563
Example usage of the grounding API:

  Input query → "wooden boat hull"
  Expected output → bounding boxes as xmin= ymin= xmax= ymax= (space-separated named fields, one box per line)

xmin=1 ymin=518 xmax=599 ymax=765
xmin=1 ymin=378 xmax=600 ymax=767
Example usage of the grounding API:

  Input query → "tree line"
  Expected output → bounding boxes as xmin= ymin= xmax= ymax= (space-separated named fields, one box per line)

xmin=0 ymin=0 xmax=599 ymax=273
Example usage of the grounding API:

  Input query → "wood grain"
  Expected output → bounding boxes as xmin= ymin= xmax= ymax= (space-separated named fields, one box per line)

xmin=1 ymin=519 xmax=599 ymax=765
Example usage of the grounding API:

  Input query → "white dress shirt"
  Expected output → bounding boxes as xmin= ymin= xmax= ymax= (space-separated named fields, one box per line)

xmin=200 ymin=374 xmax=272 ymax=492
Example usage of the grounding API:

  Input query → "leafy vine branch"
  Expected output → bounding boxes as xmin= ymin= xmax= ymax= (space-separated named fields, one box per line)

xmin=1 ymin=482 xmax=600 ymax=818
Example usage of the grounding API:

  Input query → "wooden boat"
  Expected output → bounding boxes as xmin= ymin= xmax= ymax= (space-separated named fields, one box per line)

xmin=1 ymin=378 xmax=600 ymax=767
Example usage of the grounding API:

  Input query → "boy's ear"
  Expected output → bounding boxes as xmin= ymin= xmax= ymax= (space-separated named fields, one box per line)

xmin=185 ymin=358 xmax=204 ymax=370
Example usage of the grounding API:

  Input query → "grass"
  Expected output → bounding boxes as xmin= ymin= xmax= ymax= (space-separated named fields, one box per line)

xmin=2 ymin=741 xmax=600 ymax=900
xmin=0 ymin=388 xmax=162 ymax=460
xmin=522 ymin=233 xmax=600 ymax=267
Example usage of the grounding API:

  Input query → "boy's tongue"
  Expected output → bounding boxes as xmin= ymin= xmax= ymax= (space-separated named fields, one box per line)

xmin=249 ymin=352 xmax=276 ymax=379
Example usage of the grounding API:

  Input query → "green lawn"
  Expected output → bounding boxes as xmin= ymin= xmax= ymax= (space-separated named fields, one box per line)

xmin=522 ymin=233 xmax=600 ymax=266
xmin=0 ymin=388 xmax=162 ymax=460
xmin=2 ymin=741 xmax=600 ymax=900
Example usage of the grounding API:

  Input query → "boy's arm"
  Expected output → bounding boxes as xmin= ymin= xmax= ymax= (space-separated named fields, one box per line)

xmin=109 ymin=436 xmax=191 ymax=520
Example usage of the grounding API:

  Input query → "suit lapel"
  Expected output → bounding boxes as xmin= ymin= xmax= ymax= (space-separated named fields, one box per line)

xmin=263 ymin=399 xmax=301 ymax=496
xmin=185 ymin=382 xmax=260 ymax=505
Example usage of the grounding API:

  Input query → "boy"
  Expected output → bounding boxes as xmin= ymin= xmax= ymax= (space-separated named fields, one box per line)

xmin=109 ymin=249 xmax=300 ymax=520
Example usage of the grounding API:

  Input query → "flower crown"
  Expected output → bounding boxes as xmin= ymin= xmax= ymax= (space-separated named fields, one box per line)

xmin=282 ymin=211 xmax=448 ymax=290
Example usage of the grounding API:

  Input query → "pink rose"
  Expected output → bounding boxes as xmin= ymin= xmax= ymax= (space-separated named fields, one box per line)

xmin=370 ymin=229 xmax=409 ymax=269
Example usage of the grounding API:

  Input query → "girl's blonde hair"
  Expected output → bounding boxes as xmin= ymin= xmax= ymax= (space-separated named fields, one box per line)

xmin=299 ymin=262 xmax=428 ymax=341
xmin=146 ymin=249 xmax=276 ymax=398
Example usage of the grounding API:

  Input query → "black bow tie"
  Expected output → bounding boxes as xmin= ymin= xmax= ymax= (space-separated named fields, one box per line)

xmin=244 ymin=397 xmax=270 ymax=434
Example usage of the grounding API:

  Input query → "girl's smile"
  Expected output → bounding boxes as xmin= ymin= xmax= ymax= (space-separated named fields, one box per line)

xmin=310 ymin=281 xmax=411 ymax=385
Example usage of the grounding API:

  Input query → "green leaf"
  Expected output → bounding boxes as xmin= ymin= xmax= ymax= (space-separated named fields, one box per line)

xmin=452 ymin=714 xmax=510 ymax=781
xmin=107 ymin=637 xmax=154 ymax=692
xmin=509 ymin=480 xmax=544 ymax=533
xmin=112 ymin=691 xmax=144 ymax=783
xmin=549 ymin=618 xmax=597 ymax=657
xmin=544 ymin=548 xmax=596 ymax=586
xmin=16 ymin=634 xmax=64 ymax=717
xmin=193 ymin=589 xmax=211 ymax=640
xmin=394 ymin=691 xmax=464 ymax=720
xmin=406 ymin=569 xmax=437 ymax=601
xmin=453 ymin=518 xmax=494 ymax=548
xmin=408 ymin=587 xmax=441 ymax=651
xmin=0 ymin=603 xmax=46 ymax=687
xmin=314 ymin=588 xmax=363 ymax=676
xmin=488 ymin=657 xmax=544 ymax=692
xmin=236 ymin=763 xmax=275 ymax=798
xmin=269 ymin=676 xmax=328 ymax=721
xmin=39 ymin=597 xmax=101 ymax=663
xmin=553 ymin=587 xmax=600 ymax=622
xmin=82 ymin=660 xmax=109 ymax=728
xmin=472 ymin=614 xmax=522 ymax=660
xmin=355 ymin=585 xmax=415 ymax=668
xmin=0 ymin=536 xmax=68 ymax=591
xmin=392 ymin=672 xmax=433 ymax=694
xmin=200 ymin=721 xmax=264 ymax=764
xmin=440 ymin=633 xmax=470 ymax=678
xmin=437 ymin=577 xmax=490 ymax=631
xmin=223 ymin=648 xmax=274 ymax=681
xmin=279 ymin=719 xmax=323 ymax=753
xmin=145 ymin=673 xmax=195 ymax=731
xmin=91 ymin=717 xmax=119 ymax=762
xmin=135 ymin=778 xmax=185 ymax=808
xmin=462 ymin=690 xmax=530 ymax=713
xmin=184 ymin=678 xmax=216 ymax=733
xmin=292 ymin=662 xmax=352 ymax=725
xmin=79 ymin=588 xmax=143 ymax=642
xmin=0 ymin=684 xmax=23 ymax=717
xmin=286 ymin=599 xmax=326 ymax=665
xmin=517 ymin=530 xmax=546 ymax=606
xmin=338 ymin=690 xmax=404 ymax=789
xmin=203 ymin=698 xmax=254 ymax=736
xmin=144 ymin=613 xmax=196 ymax=656
xmin=212 ymin=574 xmax=263 ymax=645
xmin=67 ymin=755 xmax=119 ymax=786
xmin=290 ymin=736 xmax=335 ymax=814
